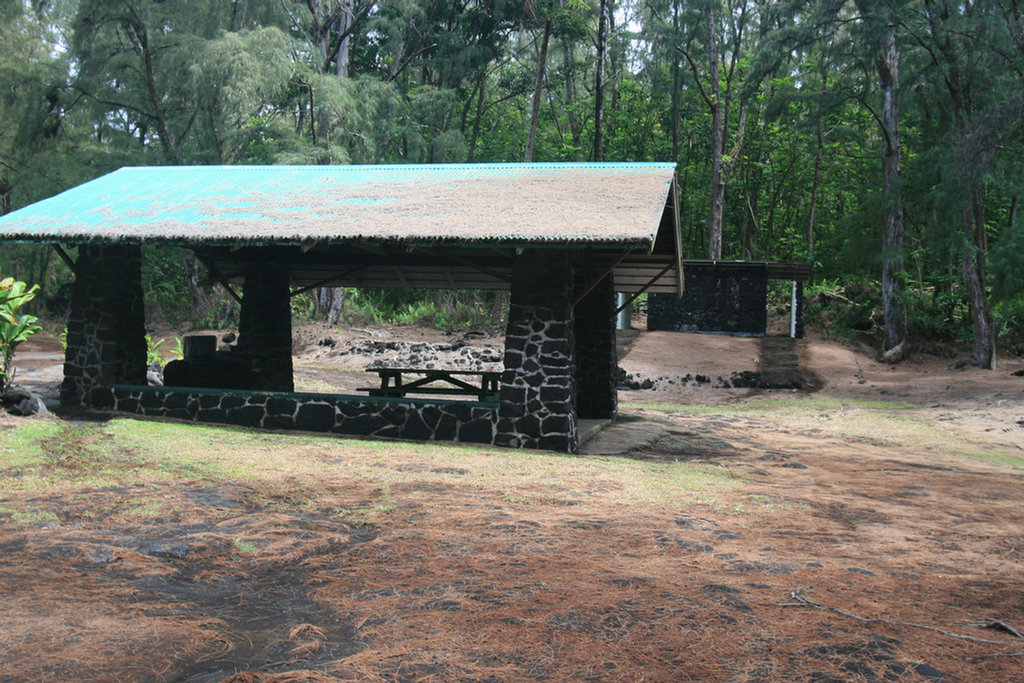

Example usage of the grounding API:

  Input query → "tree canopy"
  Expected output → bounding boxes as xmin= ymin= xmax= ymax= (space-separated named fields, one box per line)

xmin=1 ymin=0 xmax=1021 ymax=360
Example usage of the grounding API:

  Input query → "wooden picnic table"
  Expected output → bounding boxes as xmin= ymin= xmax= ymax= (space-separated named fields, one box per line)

xmin=360 ymin=367 xmax=502 ymax=402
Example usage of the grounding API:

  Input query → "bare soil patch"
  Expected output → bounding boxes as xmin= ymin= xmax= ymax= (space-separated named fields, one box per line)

xmin=2 ymin=325 xmax=1023 ymax=682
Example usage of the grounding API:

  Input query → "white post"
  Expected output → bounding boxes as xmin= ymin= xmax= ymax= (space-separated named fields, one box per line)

xmin=790 ymin=280 xmax=798 ymax=338
xmin=616 ymin=293 xmax=631 ymax=330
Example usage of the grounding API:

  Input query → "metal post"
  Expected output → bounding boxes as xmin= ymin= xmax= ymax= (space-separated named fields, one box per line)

xmin=616 ymin=293 xmax=631 ymax=330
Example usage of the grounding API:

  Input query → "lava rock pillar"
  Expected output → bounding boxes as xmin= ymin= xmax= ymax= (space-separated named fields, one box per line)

xmin=496 ymin=249 xmax=578 ymax=452
xmin=573 ymin=252 xmax=617 ymax=420
xmin=60 ymin=244 xmax=147 ymax=408
xmin=237 ymin=261 xmax=294 ymax=392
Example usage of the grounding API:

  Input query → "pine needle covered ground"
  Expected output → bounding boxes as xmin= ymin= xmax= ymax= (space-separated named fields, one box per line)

xmin=1 ymin=399 xmax=1022 ymax=682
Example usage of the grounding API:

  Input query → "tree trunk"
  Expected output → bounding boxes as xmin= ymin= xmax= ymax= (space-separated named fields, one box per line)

xmin=180 ymin=248 xmax=208 ymax=318
xmin=962 ymin=196 xmax=996 ymax=369
xmin=317 ymin=287 xmax=345 ymax=324
xmin=467 ymin=70 xmax=486 ymax=161
xmin=808 ymin=120 xmax=823 ymax=259
xmin=230 ymin=0 xmax=248 ymax=31
xmin=131 ymin=22 xmax=179 ymax=164
xmin=707 ymin=3 xmax=724 ymax=259
xmin=808 ymin=64 xmax=828 ymax=260
xmin=878 ymin=24 xmax=906 ymax=361
xmin=0 ymin=175 xmax=11 ymax=216
xmin=592 ymin=0 xmax=608 ymax=161
xmin=336 ymin=1 xmax=353 ymax=77
xmin=561 ymin=35 xmax=580 ymax=151
xmin=524 ymin=18 xmax=552 ymax=163
xmin=670 ymin=0 xmax=682 ymax=160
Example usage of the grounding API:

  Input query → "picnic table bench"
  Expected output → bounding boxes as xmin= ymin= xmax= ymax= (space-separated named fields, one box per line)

xmin=359 ymin=367 xmax=502 ymax=402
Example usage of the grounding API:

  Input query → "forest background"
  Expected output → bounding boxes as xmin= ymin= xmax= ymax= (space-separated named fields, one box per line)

xmin=1 ymin=0 xmax=1022 ymax=365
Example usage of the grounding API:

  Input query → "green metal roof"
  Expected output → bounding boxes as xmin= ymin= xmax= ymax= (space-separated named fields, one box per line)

xmin=0 ymin=163 xmax=678 ymax=248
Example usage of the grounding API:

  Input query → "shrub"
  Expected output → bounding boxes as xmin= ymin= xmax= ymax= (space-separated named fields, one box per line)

xmin=0 ymin=277 xmax=43 ymax=393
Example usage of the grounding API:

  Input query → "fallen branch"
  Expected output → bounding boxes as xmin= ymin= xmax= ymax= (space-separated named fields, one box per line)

xmin=780 ymin=587 xmax=1010 ymax=645
xmin=968 ymin=618 xmax=1024 ymax=639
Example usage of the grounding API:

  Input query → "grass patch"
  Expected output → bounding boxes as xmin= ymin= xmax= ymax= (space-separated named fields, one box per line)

xmin=954 ymin=448 xmax=1024 ymax=469
xmin=0 ymin=505 xmax=58 ymax=525
xmin=0 ymin=419 xmax=63 ymax=468
xmin=0 ymin=417 xmax=743 ymax=515
xmin=293 ymin=378 xmax=351 ymax=394
xmin=622 ymin=396 xmax=918 ymax=415
xmin=295 ymin=362 xmax=364 ymax=372
xmin=336 ymin=502 xmax=397 ymax=525
xmin=233 ymin=536 xmax=258 ymax=555
xmin=624 ymin=397 xmax=1023 ymax=471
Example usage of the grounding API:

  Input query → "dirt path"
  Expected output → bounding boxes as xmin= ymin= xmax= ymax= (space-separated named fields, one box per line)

xmin=2 ymin=326 xmax=1023 ymax=682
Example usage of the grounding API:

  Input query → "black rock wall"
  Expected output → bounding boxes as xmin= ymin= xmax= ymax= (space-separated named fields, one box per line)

xmin=113 ymin=386 xmax=498 ymax=444
xmin=61 ymin=245 xmax=147 ymax=408
xmin=648 ymin=265 xmax=768 ymax=336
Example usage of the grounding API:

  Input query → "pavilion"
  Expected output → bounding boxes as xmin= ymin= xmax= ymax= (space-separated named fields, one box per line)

xmin=0 ymin=162 xmax=805 ymax=452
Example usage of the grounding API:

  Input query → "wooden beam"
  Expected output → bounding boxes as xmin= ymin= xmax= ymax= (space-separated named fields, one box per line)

xmin=52 ymin=244 xmax=77 ymax=275
xmin=413 ymin=246 xmax=514 ymax=285
xmin=288 ymin=265 xmax=368 ymax=297
xmin=571 ymin=249 xmax=631 ymax=308
xmin=218 ymin=280 xmax=244 ymax=305
xmin=614 ymin=262 xmax=673 ymax=315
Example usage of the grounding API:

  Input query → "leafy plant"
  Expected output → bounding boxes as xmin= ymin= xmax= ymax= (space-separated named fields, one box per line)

xmin=144 ymin=334 xmax=165 ymax=367
xmin=0 ymin=277 xmax=43 ymax=393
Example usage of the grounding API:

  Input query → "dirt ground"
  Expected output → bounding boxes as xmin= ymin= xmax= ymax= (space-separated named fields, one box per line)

xmin=2 ymin=324 xmax=1023 ymax=682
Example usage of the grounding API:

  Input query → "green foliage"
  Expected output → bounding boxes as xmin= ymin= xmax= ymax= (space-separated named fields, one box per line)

xmin=140 ymin=246 xmax=189 ymax=323
xmin=290 ymin=292 xmax=318 ymax=321
xmin=990 ymin=218 xmax=1024 ymax=352
xmin=144 ymin=334 xmax=164 ymax=367
xmin=391 ymin=292 xmax=496 ymax=331
xmin=0 ymin=0 xmax=1020 ymax=358
xmin=803 ymin=274 xmax=995 ymax=356
xmin=195 ymin=297 xmax=240 ymax=330
xmin=0 ymin=276 xmax=43 ymax=393
xmin=804 ymin=278 xmax=880 ymax=343
xmin=334 ymin=288 xmax=504 ymax=332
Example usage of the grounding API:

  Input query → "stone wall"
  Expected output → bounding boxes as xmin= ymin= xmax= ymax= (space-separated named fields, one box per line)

xmin=112 ymin=386 xmax=498 ymax=444
xmin=648 ymin=264 xmax=768 ymax=336
xmin=496 ymin=249 xmax=578 ymax=452
xmin=61 ymin=244 xmax=147 ymax=408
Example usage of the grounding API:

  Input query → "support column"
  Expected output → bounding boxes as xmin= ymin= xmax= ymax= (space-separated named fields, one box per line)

xmin=236 ymin=261 xmax=294 ymax=392
xmin=60 ymin=244 xmax=147 ymax=408
xmin=616 ymin=293 xmax=632 ymax=330
xmin=496 ymin=249 xmax=578 ymax=452
xmin=574 ymin=254 xmax=617 ymax=420
xmin=790 ymin=280 xmax=805 ymax=339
